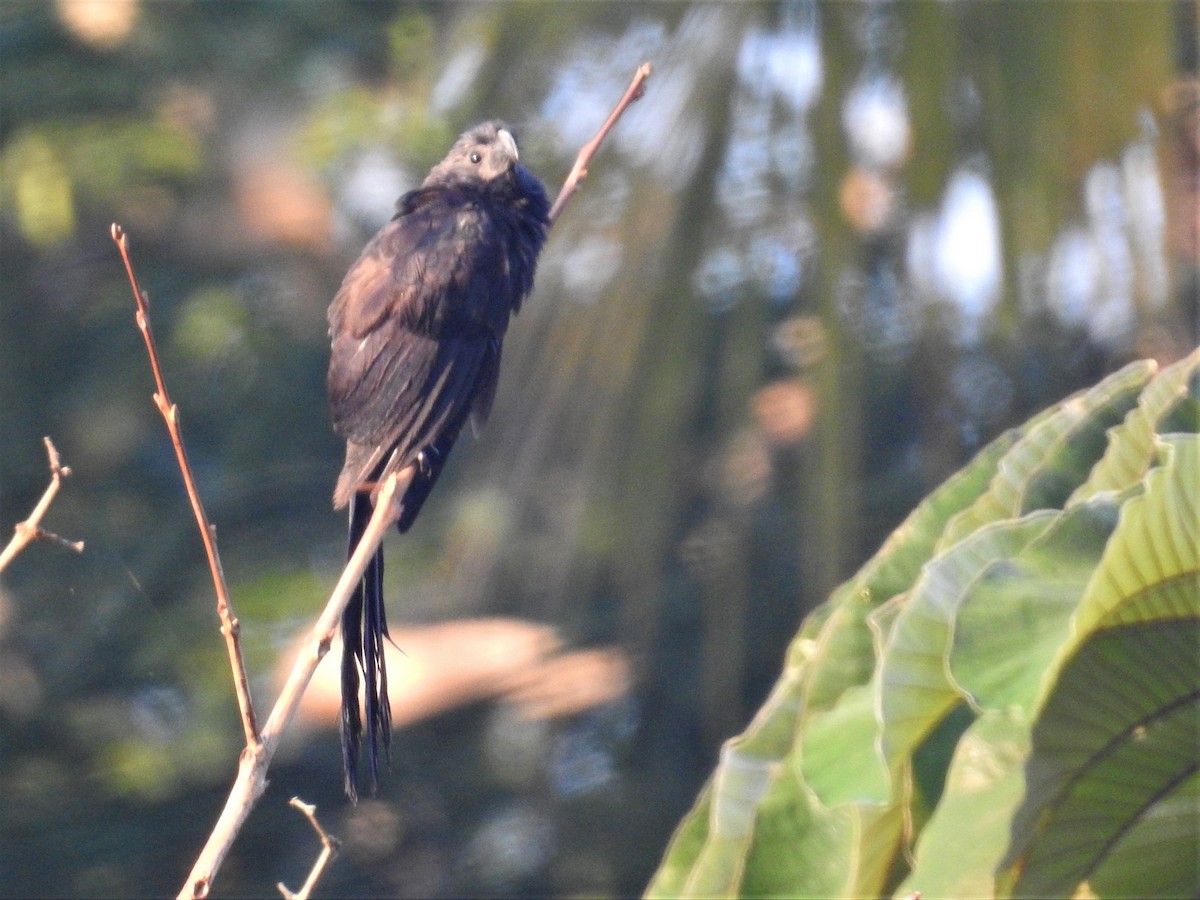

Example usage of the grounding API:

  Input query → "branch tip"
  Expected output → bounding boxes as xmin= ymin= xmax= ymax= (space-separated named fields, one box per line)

xmin=277 ymin=797 xmax=339 ymax=899
xmin=112 ymin=226 xmax=262 ymax=885
xmin=0 ymin=437 xmax=82 ymax=574
xmin=547 ymin=61 xmax=652 ymax=224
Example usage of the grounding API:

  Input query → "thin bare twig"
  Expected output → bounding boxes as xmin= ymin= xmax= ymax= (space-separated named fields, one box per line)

xmin=547 ymin=62 xmax=651 ymax=224
xmin=277 ymin=797 xmax=341 ymax=900
xmin=179 ymin=466 xmax=409 ymax=900
xmin=111 ymin=223 xmax=260 ymax=749
xmin=0 ymin=437 xmax=84 ymax=574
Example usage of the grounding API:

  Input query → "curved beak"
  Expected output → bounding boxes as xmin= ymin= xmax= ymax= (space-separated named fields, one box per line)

xmin=497 ymin=128 xmax=519 ymax=164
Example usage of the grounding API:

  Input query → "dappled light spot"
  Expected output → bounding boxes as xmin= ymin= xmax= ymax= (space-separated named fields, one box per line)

xmin=506 ymin=647 xmax=632 ymax=721
xmin=771 ymin=315 xmax=827 ymax=370
xmin=0 ymin=651 xmax=42 ymax=719
xmin=719 ymin=428 xmax=772 ymax=508
xmin=840 ymin=165 xmax=895 ymax=234
xmin=170 ymin=286 xmax=249 ymax=367
xmin=55 ymin=0 xmax=138 ymax=50
xmin=842 ymin=72 xmax=911 ymax=172
xmin=753 ymin=378 xmax=817 ymax=448
xmin=291 ymin=618 xmax=631 ymax=731
xmin=341 ymin=800 xmax=404 ymax=866
xmin=558 ymin=235 xmax=623 ymax=303
xmin=234 ymin=159 xmax=333 ymax=252
xmin=4 ymin=133 xmax=74 ymax=246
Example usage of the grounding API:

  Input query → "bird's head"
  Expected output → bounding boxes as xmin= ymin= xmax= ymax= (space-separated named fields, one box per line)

xmin=425 ymin=120 xmax=521 ymax=187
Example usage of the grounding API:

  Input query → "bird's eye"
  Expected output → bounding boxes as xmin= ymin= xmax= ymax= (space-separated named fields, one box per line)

xmin=469 ymin=151 xmax=482 ymax=164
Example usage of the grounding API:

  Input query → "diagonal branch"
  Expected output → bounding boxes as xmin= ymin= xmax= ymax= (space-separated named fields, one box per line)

xmin=178 ymin=466 xmax=409 ymax=900
xmin=0 ymin=437 xmax=84 ymax=574
xmin=547 ymin=62 xmax=651 ymax=224
xmin=111 ymin=223 xmax=259 ymax=748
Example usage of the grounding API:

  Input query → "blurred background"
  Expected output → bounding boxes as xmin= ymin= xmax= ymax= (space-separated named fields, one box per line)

xmin=0 ymin=2 xmax=1195 ymax=897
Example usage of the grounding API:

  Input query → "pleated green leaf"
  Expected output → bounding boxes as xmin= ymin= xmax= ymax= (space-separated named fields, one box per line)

xmin=646 ymin=782 xmax=717 ymax=898
xmin=648 ymin=653 xmax=812 ymax=897
xmin=939 ymin=360 xmax=1153 ymax=549
xmin=740 ymin=764 xmax=857 ymax=899
xmin=998 ymin=435 xmax=1200 ymax=898
xmin=949 ymin=497 xmax=1119 ymax=714
xmin=1066 ymin=434 xmax=1200 ymax=644
xmin=897 ymin=712 xmax=1031 ymax=900
xmin=803 ymin=427 xmax=1019 ymax=714
xmin=646 ymin=360 xmax=1200 ymax=899
xmin=877 ymin=513 xmax=1055 ymax=772
xmin=1069 ymin=348 xmax=1200 ymax=504
xmin=998 ymin=620 xmax=1200 ymax=899
xmin=799 ymin=684 xmax=889 ymax=806
xmin=1088 ymin=775 xmax=1200 ymax=899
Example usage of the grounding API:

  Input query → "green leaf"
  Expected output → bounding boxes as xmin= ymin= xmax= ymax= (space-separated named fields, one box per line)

xmin=999 ymin=436 xmax=1200 ymax=898
xmin=648 ymin=361 xmax=1200 ymax=899
xmin=950 ymin=497 xmax=1119 ymax=714
xmin=851 ymin=423 xmax=1020 ymax=608
xmin=999 ymin=619 xmax=1200 ymax=898
xmin=1158 ymin=366 xmax=1200 ymax=434
xmin=1070 ymin=348 xmax=1200 ymax=504
xmin=877 ymin=513 xmax=1055 ymax=773
xmin=1021 ymin=379 xmax=1145 ymax=514
xmin=940 ymin=360 xmax=1154 ymax=549
xmin=803 ymin=428 xmax=1019 ymax=714
xmin=799 ymin=684 xmax=889 ymax=806
xmin=676 ymin=752 xmax=776 ymax=896
xmin=741 ymin=764 xmax=857 ymax=899
xmin=1088 ymin=775 xmax=1200 ymax=899
xmin=849 ymin=802 xmax=909 ymax=899
xmin=898 ymin=711 xmax=1031 ymax=900
xmin=648 ymin=656 xmax=812 ymax=896
xmin=799 ymin=590 xmax=880 ymax=717
xmin=645 ymin=782 xmax=716 ymax=899
xmin=1066 ymin=434 xmax=1200 ymax=644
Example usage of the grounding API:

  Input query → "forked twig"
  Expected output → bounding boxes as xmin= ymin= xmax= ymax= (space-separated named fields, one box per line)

xmin=547 ymin=62 xmax=651 ymax=224
xmin=178 ymin=466 xmax=409 ymax=900
xmin=277 ymin=798 xmax=341 ymax=900
xmin=111 ymin=223 xmax=259 ymax=748
xmin=0 ymin=437 xmax=84 ymax=574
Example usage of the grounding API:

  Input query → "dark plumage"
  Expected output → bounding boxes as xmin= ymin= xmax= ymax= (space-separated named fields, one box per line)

xmin=327 ymin=121 xmax=549 ymax=800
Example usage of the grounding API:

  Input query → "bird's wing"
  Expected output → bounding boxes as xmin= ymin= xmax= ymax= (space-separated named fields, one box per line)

xmin=327 ymin=190 xmax=511 ymax=506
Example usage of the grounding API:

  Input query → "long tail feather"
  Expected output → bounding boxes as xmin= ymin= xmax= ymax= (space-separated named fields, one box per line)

xmin=340 ymin=493 xmax=392 ymax=801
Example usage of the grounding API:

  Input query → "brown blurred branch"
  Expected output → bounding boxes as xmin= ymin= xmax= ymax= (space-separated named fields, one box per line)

xmin=112 ymin=223 xmax=260 ymax=749
xmin=0 ymin=437 xmax=83 ymax=574
xmin=277 ymin=798 xmax=341 ymax=900
xmin=547 ymin=62 xmax=651 ymax=224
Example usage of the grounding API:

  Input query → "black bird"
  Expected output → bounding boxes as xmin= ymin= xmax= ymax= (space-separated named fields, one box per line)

xmin=327 ymin=121 xmax=549 ymax=800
